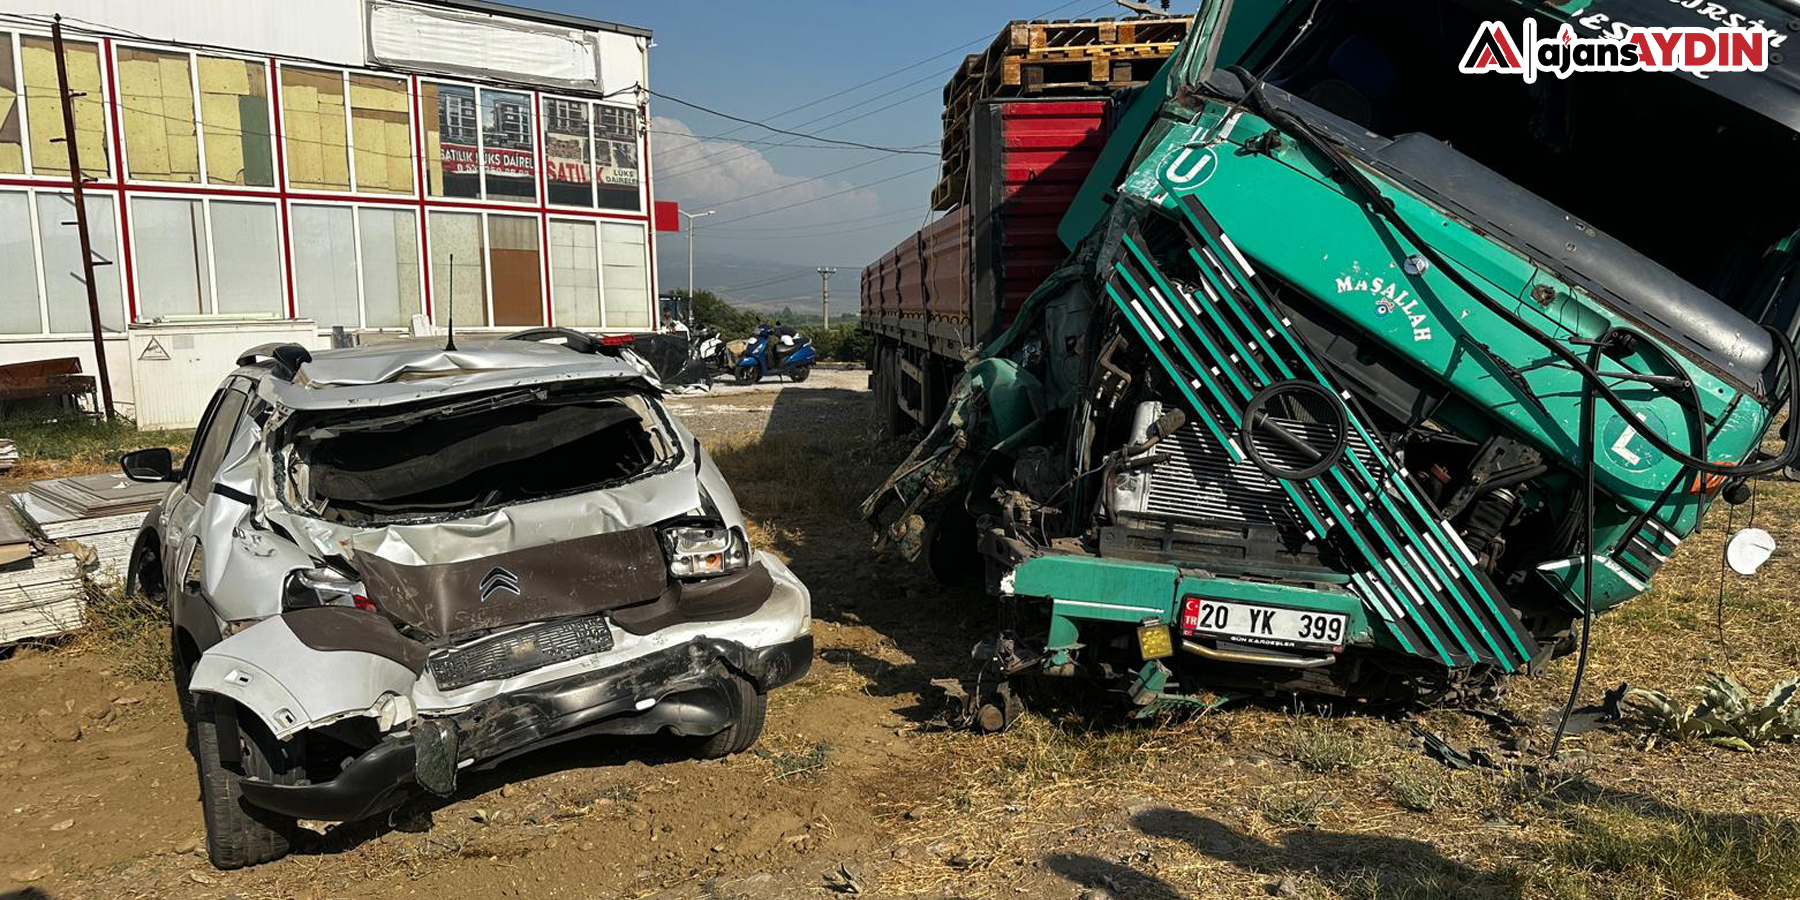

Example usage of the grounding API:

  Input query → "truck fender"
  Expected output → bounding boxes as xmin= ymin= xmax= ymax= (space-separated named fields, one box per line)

xmin=189 ymin=611 xmax=423 ymax=740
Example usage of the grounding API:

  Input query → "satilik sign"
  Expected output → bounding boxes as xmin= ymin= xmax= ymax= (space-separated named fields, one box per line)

xmin=1460 ymin=19 xmax=1769 ymax=82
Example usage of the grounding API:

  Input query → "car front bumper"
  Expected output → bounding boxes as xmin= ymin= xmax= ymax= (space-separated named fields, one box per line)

xmin=237 ymin=633 xmax=814 ymax=821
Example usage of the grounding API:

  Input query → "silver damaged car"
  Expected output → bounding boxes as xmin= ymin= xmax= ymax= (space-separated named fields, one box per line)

xmin=121 ymin=330 xmax=813 ymax=869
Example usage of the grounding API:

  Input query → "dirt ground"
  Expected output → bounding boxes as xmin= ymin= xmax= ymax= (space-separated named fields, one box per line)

xmin=5 ymin=371 xmax=1800 ymax=900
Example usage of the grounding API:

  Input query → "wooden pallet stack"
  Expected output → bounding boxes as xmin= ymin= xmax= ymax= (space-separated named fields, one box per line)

xmin=932 ymin=15 xmax=1191 ymax=210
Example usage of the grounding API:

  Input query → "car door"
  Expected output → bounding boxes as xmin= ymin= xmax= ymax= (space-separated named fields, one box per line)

xmin=164 ymin=379 xmax=253 ymax=644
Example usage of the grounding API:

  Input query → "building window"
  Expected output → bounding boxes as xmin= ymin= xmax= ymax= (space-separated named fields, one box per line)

xmin=36 ymin=192 xmax=123 ymax=333
xmin=487 ymin=214 xmax=541 ymax=326
xmin=292 ymin=204 xmax=358 ymax=328
xmin=118 ymin=47 xmax=200 ymax=183
xmin=349 ymin=74 xmax=412 ymax=194
xmin=543 ymin=98 xmax=592 ymax=207
xmin=601 ymin=222 xmax=650 ymax=329
xmin=424 ymin=82 xmax=479 ymax=199
xmin=0 ymin=191 xmax=38 ymax=333
xmin=132 ymin=196 xmax=210 ymax=319
xmin=480 ymin=89 xmax=535 ymax=202
xmin=429 ymin=210 xmax=486 ymax=327
xmin=210 ymin=201 xmax=283 ymax=314
xmin=1 ymin=34 xmax=23 ymax=173
xmin=131 ymin=196 xmax=282 ymax=320
xmin=197 ymin=54 xmax=273 ymax=187
xmin=21 ymin=36 xmax=109 ymax=178
xmin=595 ymin=104 xmax=640 ymax=211
xmin=549 ymin=219 xmax=599 ymax=327
xmin=281 ymin=66 xmax=350 ymax=192
xmin=358 ymin=207 xmax=420 ymax=328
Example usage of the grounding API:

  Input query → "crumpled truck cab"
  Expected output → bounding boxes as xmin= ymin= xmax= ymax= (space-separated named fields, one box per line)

xmin=125 ymin=331 xmax=811 ymax=870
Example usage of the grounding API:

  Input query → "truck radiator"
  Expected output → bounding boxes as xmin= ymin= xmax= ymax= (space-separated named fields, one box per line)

xmin=1114 ymin=403 xmax=1378 ymax=529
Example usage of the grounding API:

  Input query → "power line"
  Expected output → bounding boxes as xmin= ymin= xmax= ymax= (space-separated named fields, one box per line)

xmin=652 ymin=0 xmax=1114 ymax=179
xmin=659 ymin=0 xmax=1093 ymax=149
xmin=707 ymin=163 xmax=938 ymax=228
xmin=646 ymin=88 xmax=937 ymax=155
xmin=647 ymin=128 xmax=931 ymax=153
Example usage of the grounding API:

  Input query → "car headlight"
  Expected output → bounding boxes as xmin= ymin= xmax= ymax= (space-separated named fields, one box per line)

xmin=660 ymin=525 xmax=749 ymax=578
xmin=282 ymin=566 xmax=375 ymax=611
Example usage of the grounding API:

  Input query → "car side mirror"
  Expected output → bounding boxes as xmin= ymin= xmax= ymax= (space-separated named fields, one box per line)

xmin=121 ymin=448 xmax=179 ymax=483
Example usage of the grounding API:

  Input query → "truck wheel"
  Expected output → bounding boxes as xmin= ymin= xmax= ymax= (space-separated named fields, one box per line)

xmin=191 ymin=694 xmax=301 ymax=869
xmin=691 ymin=675 xmax=767 ymax=759
xmin=880 ymin=349 xmax=910 ymax=439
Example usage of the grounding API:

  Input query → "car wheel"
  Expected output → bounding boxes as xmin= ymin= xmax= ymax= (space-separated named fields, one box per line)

xmin=191 ymin=694 xmax=302 ymax=869
xmin=691 ymin=675 xmax=767 ymax=759
xmin=789 ymin=365 xmax=811 ymax=383
xmin=734 ymin=365 xmax=762 ymax=386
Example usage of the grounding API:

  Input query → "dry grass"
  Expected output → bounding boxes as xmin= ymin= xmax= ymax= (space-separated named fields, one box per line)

xmin=0 ymin=415 xmax=191 ymax=484
xmin=876 ymin=477 xmax=1800 ymax=899
xmin=76 ymin=577 xmax=169 ymax=681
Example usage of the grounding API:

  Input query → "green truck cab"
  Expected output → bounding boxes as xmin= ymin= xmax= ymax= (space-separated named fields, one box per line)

xmin=866 ymin=0 xmax=1800 ymax=723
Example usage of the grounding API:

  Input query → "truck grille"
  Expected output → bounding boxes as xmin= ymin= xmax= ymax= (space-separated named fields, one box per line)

xmin=428 ymin=617 xmax=615 ymax=691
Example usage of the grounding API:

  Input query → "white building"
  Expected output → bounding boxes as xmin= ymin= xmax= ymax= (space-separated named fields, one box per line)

xmin=0 ymin=0 xmax=662 ymax=425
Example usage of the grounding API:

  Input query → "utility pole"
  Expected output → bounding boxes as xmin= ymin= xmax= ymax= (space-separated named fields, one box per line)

xmin=680 ymin=209 xmax=715 ymax=301
xmin=52 ymin=15 xmax=116 ymax=422
xmin=816 ymin=267 xmax=836 ymax=329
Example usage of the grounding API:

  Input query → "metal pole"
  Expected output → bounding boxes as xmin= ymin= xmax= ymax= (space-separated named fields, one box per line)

xmin=51 ymin=15 xmax=116 ymax=422
xmin=817 ymin=267 xmax=836 ymax=329
xmin=680 ymin=209 xmax=715 ymax=302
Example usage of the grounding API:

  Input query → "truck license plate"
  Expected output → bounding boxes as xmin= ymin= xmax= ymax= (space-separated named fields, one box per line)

xmin=1180 ymin=597 xmax=1346 ymax=648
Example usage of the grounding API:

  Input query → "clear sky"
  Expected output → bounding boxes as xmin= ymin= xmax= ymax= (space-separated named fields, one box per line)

xmin=526 ymin=0 xmax=1133 ymax=280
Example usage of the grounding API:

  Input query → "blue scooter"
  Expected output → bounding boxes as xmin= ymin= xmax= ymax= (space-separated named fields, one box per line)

xmin=735 ymin=323 xmax=817 ymax=384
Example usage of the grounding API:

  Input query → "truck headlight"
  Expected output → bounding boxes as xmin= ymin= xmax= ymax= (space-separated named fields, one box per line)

xmin=661 ymin=525 xmax=749 ymax=578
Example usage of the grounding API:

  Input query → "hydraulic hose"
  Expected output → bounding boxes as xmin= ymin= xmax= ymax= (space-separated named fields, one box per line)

xmin=1226 ymin=69 xmax=1800 ymax=479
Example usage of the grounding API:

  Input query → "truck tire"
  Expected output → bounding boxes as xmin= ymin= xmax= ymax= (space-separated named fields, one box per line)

xmin=690 ymin=675 xmax=767 ymax=759
xmin=877 ymin=346 xmax=910 ymax=439
xmin=191 ymin=694 xmax=302 ymax=869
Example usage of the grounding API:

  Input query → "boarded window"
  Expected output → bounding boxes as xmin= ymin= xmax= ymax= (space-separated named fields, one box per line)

xmin=132 ymin=196 xmax=210 ymax=320
xmin=282 ymin=67 xmax=350 ymax=191
xmin=292 ymin=204 xmax=359 ymax=328
xmin=488 ymin=214 xmax=541 ymax=326
xmin=21 ymin=36 xmax=109 ymax=178
xmin=359 ymin=207 xmax=421 ymax=327
xmin=601 ymin=222 xmax=649 ymax=328
xmin=349 ymin=74 xmax=412 ymax=194
xmin=0 ymin=35 xmax=22 ymax=173
xmin=37 ymin=192 xmax=122 ymax=333
xmin=429 ymin=210 xmax=486 ymax=326
xmin=544 ymin=98 xmax=591 ymax=207
xmin=481 ymin=90 xmax=535 ymax=201
xmin=423 ymin=82 xmax=478 ymax=199
xmin=550 ymin=219 xmax=600 ymax=327
xmin=0 ymin=191 xmax=38 ymax=333
xmin=198 ymin=55 xmax=273 ymax=186
xmin=210 ymin=201 xmax=283 ymax=315
xmin=118 ymin=48 xmax=199 ymax=183
xmin=594 ymin=104 xmax=640 ymax=211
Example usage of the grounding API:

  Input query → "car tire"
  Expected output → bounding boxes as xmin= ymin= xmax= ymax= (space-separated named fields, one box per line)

xmin=789 ymin=365 xmax=811 ymax=383
xmin=691 ymin=675 xmax=767 ymax=759
xmin=191 ymin=694 xmax=302 ymax=869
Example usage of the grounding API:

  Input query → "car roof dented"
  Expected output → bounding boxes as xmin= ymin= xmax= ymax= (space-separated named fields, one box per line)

xmin=259 ymin=340 xmax=659 ymax=412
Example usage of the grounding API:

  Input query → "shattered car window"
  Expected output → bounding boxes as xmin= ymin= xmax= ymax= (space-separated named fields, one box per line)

xmin=278 ymin=388 xmax=678 ymax=524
